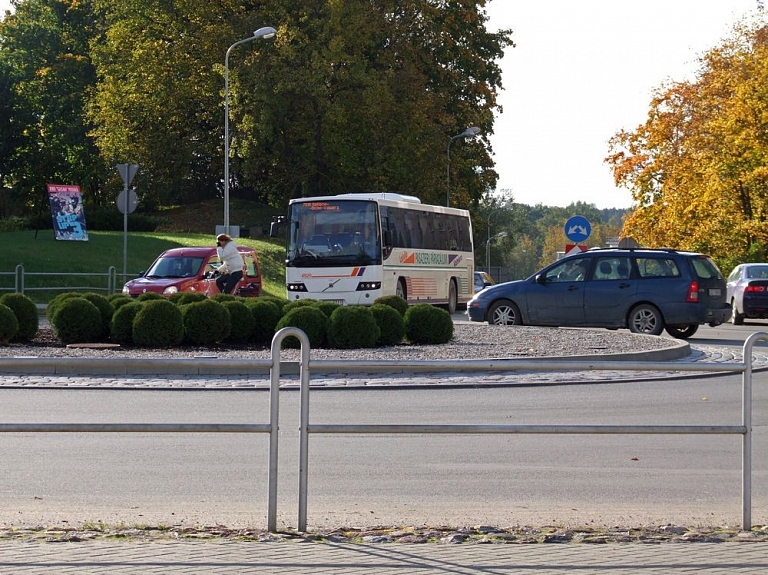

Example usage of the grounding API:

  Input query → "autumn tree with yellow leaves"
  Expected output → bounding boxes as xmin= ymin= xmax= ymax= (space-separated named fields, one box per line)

xmin=607 ymin=18 xmax=768 ymax=269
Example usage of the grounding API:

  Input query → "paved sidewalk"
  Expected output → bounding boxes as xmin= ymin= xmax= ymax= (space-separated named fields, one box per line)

xmin=1 ymin=538 xmax=767 ymax=574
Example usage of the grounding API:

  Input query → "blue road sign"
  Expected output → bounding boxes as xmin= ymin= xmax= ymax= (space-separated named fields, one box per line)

xmin=564 ymin=215 xmax=591 ymax=243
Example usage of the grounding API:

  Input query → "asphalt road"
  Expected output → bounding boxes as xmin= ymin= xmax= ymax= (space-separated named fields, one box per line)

xmin=1 ymin=369 xmax=765 ymax=530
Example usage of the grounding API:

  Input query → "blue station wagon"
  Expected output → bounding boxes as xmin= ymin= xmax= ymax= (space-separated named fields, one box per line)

xmin=466 ymin=248 xmax=731 ymax=339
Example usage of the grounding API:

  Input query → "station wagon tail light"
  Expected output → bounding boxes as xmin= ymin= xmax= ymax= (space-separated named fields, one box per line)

xmin=686 ymin=280 xmax=699 ymax=302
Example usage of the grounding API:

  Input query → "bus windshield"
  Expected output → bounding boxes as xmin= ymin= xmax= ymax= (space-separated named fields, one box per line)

xmin=287 ymin=200 xmax=381 ymax=268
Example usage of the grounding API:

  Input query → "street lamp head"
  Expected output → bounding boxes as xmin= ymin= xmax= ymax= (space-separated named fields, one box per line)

xmin=253 ymin=26 xmax=277 ymax=40
xmin=462 ymin=126 xmax=481 ymax=137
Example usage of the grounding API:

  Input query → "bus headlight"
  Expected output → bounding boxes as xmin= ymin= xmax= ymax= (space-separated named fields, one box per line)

xmin=356 ymin=281 xmax=381 ymax=291
xmin=287 ymin=282 xmax=308 ymax=292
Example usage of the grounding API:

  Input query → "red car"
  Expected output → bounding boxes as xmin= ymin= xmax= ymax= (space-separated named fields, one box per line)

xmin=122 ymin=246 xmax=262 ymax=298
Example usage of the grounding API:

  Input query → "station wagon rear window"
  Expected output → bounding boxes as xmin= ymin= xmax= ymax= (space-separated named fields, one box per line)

xmin=636 ymin=258 xmax=680 ymax=278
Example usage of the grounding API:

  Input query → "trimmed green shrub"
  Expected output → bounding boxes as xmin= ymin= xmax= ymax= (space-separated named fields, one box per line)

xmin=181 ymin=299 xmax=231 ymax=345
xmin=404 ymin=303 xmax=454 ymax=344
xmin=136 ymin=292 xmax=164 ymax=302
xmin=50 ymin=297 xmax=102 ymax=344
xmin=46 ymin=292 xmax=85 ymax=322
xmin=327 ymin=306 xmax=379 ymax=349
xmin=283 ymin=299 xmax=320 ymax=314
xmin=110 ymin=301 xmax=142 ymax=345
xmin=316 ymin=301 xmax=341 ymax=318
xmin=370 ymin=303 xmax=405 ymax=346
xmin=244 ymin=299 xmax=283 ymax=346
xmin=210 ymin=293 xmax=237 ymax=303
xmin=108 ymin=294 xmax=134 ymax=310
xmin=170 ymin=292 xmax=207 ymax=306
xmin=275 ymin=305 xmax=327 ymax=349
xmin=374 ymin=295 xmax=408 ymax=316
xmin=0 ymin=304 xmax=18 ymax=344
xmin=80 ymin=292 xmax=114 ymax=340
xmin=132 ymin=299 xmax=184 ymax=347
xmin=0 ymin=293 xmax=38 ymax=341
xmin=259 ymin=295 xmax=289 ymax=311
xmin=221 ymin=300 xmax=255 ymax=343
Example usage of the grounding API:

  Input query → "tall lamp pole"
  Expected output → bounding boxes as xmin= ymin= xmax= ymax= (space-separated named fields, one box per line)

xmin=486 ymin=231 xmax=508 ymax=275
xmin=486 ymin=206 xmax=507 ymax=271
xmin=446 ymin=126 xmax=481 ymax=207
xmin=224 ymin=26 xmax=277 ymax=235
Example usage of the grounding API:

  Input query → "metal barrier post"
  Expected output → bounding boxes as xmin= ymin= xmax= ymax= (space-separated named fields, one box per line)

xmin=108 ymin=266 xmax=117 ymax=295
xmin=741 ymin=332 xmax=766 ymax=531
xmin=268 ymin=327 xmax=310 ymax=533
xmin=15 ymin=264 xmax=23 ymax=294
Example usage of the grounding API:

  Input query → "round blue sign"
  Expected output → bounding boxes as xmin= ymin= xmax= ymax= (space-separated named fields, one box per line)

xmin=564 ymin=215 xmax=591 ymax=243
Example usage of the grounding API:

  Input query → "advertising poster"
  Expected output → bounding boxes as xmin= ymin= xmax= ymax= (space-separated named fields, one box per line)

xmin=47 ymin=184 xmax=88 ymax=241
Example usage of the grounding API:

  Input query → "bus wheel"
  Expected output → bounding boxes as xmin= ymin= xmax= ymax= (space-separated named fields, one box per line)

xmin=447 ymin=279 xmax=457 ymax=315
xmin=396 ymin=278 xmax=407 ymax=301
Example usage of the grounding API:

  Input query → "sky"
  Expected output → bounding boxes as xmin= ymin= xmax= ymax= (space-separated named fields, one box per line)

xmin=485 ymin=0 xmax=763 ymax=209
xmin=1 ymin=0 xmax=763 ymax=209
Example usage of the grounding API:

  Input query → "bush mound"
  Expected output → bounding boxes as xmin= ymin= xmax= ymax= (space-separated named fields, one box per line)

xmin=244 ymin=299 xmax=283 ymax=346
xmin=0 ymin=293 xmax=38 ymax=340
xmin=110 ymin=301 xmax=142 ymax=345
xmin=108 ymin=294 xmax=135 ymax=310
xmin=132 ymin=299 xmax=184 ymax=347
xmin=374 ymin=295 xmax=408 ymax=316
xmin=136 ymin=292 xmax=164 ymax=302
xmin=46 ymin=292 xmax=85 ymax=321
xmin=316 ymin=300 xmax=341 ymax=318
xmin=181 ymin=299 xmax=231 ymax=345
xmin=404 ymin=303 xmax=454 ymax=344
xmin=370 ymin=303 xmax=405 ymax=346
xmin=283 ymin=299 xmax=320 ymax=314
xmin=327 ymin=305 xmax=379 ymax=349
xmin=0 ymin=304 xmax=19 ymax=344
xmin=80 ymin=292 xmax=114 ymax=340
xmin=50 ymin=297 xmax=102 ymax=344
xmin=170 ymin=292 xmax=207 ymax=306
xmin=275 ymin=305 xmax=327 ymax=349
xmin=221 ymin=300 xmax=255 ymax=343
xmin=259 ymin=295 xmax=289 ymax=311
xmin=210 ymin=293 xmax=237 ymax=303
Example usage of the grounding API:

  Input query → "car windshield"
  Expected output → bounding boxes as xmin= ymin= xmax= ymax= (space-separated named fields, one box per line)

xmin=145 ymin=256 xmax=204 ymax=278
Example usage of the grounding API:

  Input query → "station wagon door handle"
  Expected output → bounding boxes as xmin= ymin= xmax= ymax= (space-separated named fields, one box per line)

xmin=618 ymin=282 xmax=632 ymax=289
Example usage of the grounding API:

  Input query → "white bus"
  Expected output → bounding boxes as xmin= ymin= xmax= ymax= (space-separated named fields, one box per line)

xmin=274 ymin=193 xmax=475 ymax=313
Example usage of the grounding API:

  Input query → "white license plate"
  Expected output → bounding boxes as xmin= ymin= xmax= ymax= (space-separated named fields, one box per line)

xmin=708 ymin=288 xmax=721 ymax=296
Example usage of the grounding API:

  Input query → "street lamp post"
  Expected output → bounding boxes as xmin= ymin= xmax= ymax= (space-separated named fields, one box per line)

xmin=485 ymin=206 xmax=507 ymax=270
xmin=486 ymin=231 xmax=508 ymax=276
xmin=224 ymin=26 xmax=277 ymax=235
xmin=446 ymin=126 xmax=481 ymax=207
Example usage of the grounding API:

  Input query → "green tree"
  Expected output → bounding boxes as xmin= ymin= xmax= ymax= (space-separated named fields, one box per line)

xmin=0 ymin=0 xmax=105 ymax=212
xmin=606 ymin=17 xmax=768 ymax=268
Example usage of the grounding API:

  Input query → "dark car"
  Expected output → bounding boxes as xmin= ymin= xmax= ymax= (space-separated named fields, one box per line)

xmin=726 ymin=263 xmax=768 ymax=324
xmin=474 ymin=271 xmax=496 ymax=293
xmin=466 ymin=248 xmax=730 ymax=338
xmin=122 ymin=246 xmax=262 ymax=298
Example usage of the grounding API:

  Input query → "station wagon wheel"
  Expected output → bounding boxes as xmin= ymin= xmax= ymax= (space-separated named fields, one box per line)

xmin=628 ymin=303 xmax=664 ymax=336
xmin=731 ymin=299 xmax=744 ymax=325
xmin=487 ymin=300 xmax=522 ymax=326
xmin=664 ymin=324 xmax=698 ymax=339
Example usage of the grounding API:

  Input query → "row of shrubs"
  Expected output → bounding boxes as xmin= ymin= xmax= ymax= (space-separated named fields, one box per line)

xmin=0 ymin=291 xmax=454 ymax=349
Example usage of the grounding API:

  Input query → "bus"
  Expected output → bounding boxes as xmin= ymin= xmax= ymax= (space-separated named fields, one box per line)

xmin=272 ymin=193 xmax=475 ymax=314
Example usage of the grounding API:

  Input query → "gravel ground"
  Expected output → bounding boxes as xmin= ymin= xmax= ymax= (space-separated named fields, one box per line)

xmin=0 ymin=322 xmax=678 ymax=360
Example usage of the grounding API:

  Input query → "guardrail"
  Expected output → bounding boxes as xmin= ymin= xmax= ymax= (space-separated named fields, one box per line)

xmin=0 ymin=264 xmax=119 ymax=299
xmin=0 ymin=329 xmax=763 ymax=532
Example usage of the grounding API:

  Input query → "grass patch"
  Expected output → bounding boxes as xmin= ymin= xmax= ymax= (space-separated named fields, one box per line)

xmin=0 ymin=202 xmax=285 ymax=303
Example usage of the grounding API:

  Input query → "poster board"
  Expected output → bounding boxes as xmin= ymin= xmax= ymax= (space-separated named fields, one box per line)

xmin=47 ymin=184 xmax=88 ymax=241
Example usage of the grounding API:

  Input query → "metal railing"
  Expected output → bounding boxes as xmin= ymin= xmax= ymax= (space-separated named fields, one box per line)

xmin=0 ymin=264 xmax=119 ymax=298
xmin=0 ymin=329 xmax=763 ymax=532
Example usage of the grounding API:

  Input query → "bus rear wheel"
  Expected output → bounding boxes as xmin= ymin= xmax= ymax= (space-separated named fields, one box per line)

xmin=447 ymin=279 xmax=457 ymax=315
xmin=396 ymin=278 xmax=407 ymax=301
